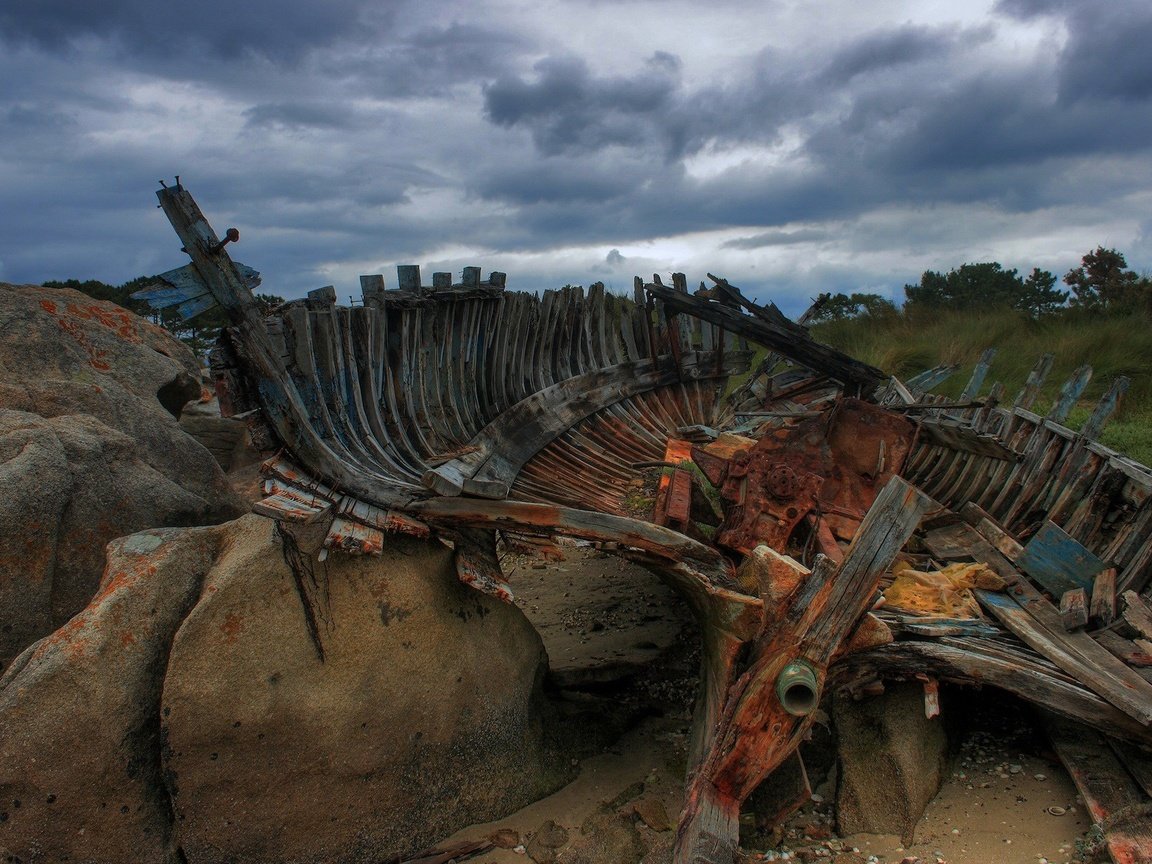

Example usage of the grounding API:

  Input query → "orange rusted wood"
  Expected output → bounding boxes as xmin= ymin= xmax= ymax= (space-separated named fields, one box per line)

xmin=674 ymin=477 xmax=931 ymax=864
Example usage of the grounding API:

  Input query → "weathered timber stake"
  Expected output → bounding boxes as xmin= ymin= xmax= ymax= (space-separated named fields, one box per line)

xmin=1091 ymin=567 xmax=1118 ymax=625
xmin=1060 ymin=588 xmax=1089 ymax=631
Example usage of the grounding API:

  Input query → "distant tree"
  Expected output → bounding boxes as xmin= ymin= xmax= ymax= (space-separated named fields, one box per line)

xmin=904 ymin=262 xmax=1025 ymax=311
xmin=809 ymin=292 xmax=898 ymax=322
xmin=1064 ymin=247 xmax=1150 ymax=313
xmin=1016 ymin=268 xmax=1067 ymax=318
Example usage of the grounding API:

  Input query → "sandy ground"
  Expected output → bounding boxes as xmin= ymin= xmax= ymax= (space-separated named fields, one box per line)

xmin=443 ymin=544 xmax=1096 ymax=864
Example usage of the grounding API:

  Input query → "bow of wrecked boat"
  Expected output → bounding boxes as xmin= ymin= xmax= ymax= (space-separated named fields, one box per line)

xmin=140 ymin=181 xmax=1152 ymax=864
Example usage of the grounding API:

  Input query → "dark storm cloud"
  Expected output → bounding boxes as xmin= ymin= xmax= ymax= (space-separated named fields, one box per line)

xmin=473 ymin=6 xmax=1152 ymax=255
xmin=483 ymin=52 xmax=683 ymax=155
xmin=1057 ymin=6 xmax=1152 ymax=103
xmin=0 ymin=0 xmax=378 ymax=65
xmin=3 ymin=1 xmax=1152 ymax=301
xmin=819 ymin=25 xmax=981 ymax=83
xmin=998 ymin=0 xmax=1152 ymax=103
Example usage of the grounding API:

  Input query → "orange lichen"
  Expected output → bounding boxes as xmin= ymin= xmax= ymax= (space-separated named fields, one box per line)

xmin=37 ymin=295 xmax=172 ymax=371
xmin=220 ymin=612 xmax=244 ymax=644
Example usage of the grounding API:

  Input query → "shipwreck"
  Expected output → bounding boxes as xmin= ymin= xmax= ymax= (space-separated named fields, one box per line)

xmin=138 ymin=181 xmax=1152 ymax=864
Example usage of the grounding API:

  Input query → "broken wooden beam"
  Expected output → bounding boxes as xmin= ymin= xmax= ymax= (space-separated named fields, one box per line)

xmin=842 ymin=640 xmax=1152 ymax=743
xmin=643 ymin=281 xmax=887 ymax=394
xmin=1123 ymin=591 xmax=1152 ymax=642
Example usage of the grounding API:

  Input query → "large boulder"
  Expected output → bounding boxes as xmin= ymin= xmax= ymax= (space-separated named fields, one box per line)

xmin=0 ymin=284 xmax=245 ymax=668
xmin=834 ymin=682 xmax=950 ymax=844
xmin=0 ymin=514 xmax=570 ymax=863
xmin=0 ymin=525 xmax=223 ymax=864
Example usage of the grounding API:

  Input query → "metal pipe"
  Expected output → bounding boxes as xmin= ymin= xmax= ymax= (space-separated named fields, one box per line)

xmin=776 ymin=660 xmax=820 ymax=716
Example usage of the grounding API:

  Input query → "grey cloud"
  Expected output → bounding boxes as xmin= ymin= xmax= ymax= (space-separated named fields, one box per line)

xmin=605 ymin=248 xmax=625 ymax=265
xmin=0 ymin=0 xmax=379 ymax=65
xmin=722 ymin=228 xmax=828 ymax=250
xmin=483 ymin=52 xmax=683 ymax=155
xmin=341 ymin=22 xmax=528 ymax=99
xmin=995 ymin=0 xmax=1079 ymax=18
xmin=1057 ymin=4 xmax=1152 ymax=103
xmin=243 ymin=102 xmax=364 ymax=132
xmin=819 ymin=25 xmax=978 ymax=83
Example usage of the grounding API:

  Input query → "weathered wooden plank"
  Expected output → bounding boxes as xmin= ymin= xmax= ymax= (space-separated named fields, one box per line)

xmin=842 ymin=641 xmax=1152 ymax=742
xmin=916 ymin=417 xmax=1021 ymax=460
xmin=959 ymin=348 xmax=996 ymax=401
xmin=1013 ymin=353 xmax=1054 ymax=410
xmin=1049 ymin=364 xmax=1093 ymax=423
xmin=1123 ymin=591 xmax=1152 ymax=641
xmin=1108 ymin=738 xmax=1152 ymax=799
xmin=977 ymin=589 xmax=1152 ymax=725
xmin=959 ymin=501 xmax=1026 ymax=560
xmin=1017 ymin=521 xmax=1109 ymax=597
xmin=1046 ymin=714 xmax=1152 ymax=864
xmin=1096 ymin=630 xmax=1152 ymax=667
xmin=904 ymin=364 xmax=958 ymax=398
xmin=450 ymin=528 xmax=513 ymax=603
xmin=1083 ymin=376 xmax=1131 ymax=441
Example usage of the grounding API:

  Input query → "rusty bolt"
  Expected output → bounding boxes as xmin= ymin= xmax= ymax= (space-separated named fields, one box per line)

xmin=210 ymin=227 xmax=240 ymax=254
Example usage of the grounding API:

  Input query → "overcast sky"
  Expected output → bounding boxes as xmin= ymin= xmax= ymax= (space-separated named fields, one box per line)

xmin=2 ymin=0 xmax=1150 ymax=314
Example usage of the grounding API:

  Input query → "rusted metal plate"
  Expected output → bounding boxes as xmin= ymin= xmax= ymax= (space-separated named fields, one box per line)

xmin=712 ymin=399 xmax=916 ymax=554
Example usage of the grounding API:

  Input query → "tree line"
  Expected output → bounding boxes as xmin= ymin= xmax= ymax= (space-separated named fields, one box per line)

xmin=810 ymin=246 xmax=1152 ymax=323
xmin=42 ymin=275 xmax=284 ymax=358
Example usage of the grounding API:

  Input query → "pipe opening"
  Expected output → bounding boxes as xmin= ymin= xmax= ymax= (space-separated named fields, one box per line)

xmin=780 ymin=681 xmax=818 ymax=716
xmin=776 ymin=660 xmax=820 ymax=717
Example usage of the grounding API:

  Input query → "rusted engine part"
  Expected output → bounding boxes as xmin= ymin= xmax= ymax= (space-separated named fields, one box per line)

xmin=693 ymin=399 xmax=916 ymax=560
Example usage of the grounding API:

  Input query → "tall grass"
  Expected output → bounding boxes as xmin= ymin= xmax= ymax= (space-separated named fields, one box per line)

xmin=808 ymin=308 xmax=1152 ymax=463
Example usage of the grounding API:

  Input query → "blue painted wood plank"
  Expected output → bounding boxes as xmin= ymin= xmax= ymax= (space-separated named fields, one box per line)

xmin=960 ymin=348 xmax=997 ymax=401
xmin=1017 ymin=521 xmax=1107 ymax=597
xmin=1049 ymin=364 xmax=1093 ymax=423
xmin=175 ymin=293 xmax=220 ymax=320
xmin=904 ymin=363 xmax=958 ymax=397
